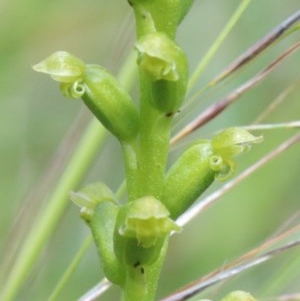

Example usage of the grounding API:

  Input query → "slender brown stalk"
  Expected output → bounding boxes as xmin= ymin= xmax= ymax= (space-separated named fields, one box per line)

xmin=210 ymin=10 xmax=300 ymax=85
xmin=171 ymin=41 xmax=300 ymax=144
xmin=191 ymin=222 xmax=300 ymax=286
xmin=160 ymin=240 xmax=300 ymax=301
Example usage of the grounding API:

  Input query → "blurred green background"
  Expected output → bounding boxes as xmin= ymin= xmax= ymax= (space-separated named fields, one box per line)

xmin=1 ymin=1 xmax=300 ymax=300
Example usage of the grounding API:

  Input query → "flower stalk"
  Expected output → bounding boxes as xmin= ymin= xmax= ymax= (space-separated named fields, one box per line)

xmin=32 ymin=1 xmax=262 ymax=300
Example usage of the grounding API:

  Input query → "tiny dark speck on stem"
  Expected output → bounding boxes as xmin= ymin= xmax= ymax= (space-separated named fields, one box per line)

xmin=134 ymin=261 xmax=140 ymax=267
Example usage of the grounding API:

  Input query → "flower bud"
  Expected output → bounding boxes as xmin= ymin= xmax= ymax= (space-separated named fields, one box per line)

xmin=136 ymin=32 xmax=188 ymax=114
xmin=118 ymin=196 xmax=181 ymax=248
xmin=220 ymin=291 xmax=258 ymax=301
xmin=163 ymin=128 xmax=262 ymax=218
xmin=33 ymin=52 xmax=139 ymax=143
xmin=163 ymin=141 xmax=216 ymax=219
xmin=70 ymin=183 xmax=123 ymax=285
xmin=211 ymin=127 xmax=263 ymax=181
xmin=70 ymin=182 xmax=117 ymax=223
xmin=114 ymin=196 xmax=181 ymax=266
xmin=90 ymin=201 xmax=124 ymax=285
xmin=82 ymin=65 xmax=139 ymax=142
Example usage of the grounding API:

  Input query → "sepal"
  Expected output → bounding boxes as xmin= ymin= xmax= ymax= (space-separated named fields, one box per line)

xmin=32 ymin=51 xmax=85 ymax=83
xmin=70 ymin=182 xmax=117 ymax=223
xmin=136 ymin=33 xmax=185 ymax=82
xmin=113 ymin=196 xmax=180 ymax=269
xmin=211 ymin=127 xmax=262 ymax=180
xmin=90 ymin=201 xmax=124 ymax=285
xmin=82 ymin=65 xmax=139 ymax=142
xmin=136 ymin=32 xmax=188 ymax=113
xmin=212 ymin=127 xmax=263 ymax=158
xmin=117 ymin=196 xmax=181 ymax=248
xmin=162 ymin=128 xmax=262 ymax=218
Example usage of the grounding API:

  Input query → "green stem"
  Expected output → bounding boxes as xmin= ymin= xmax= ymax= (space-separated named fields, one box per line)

xmin=129 ymin=73 xmax=173 ymax=201
xmin=120 ymin=72 xmax=174 ymax=301
xmin=121 ymin=142 xmax=139 ymax=202
xmin=122 ymin=239 xmax=169 ymax=301
xmin=123 ymin=266 xmax=147 ymax=301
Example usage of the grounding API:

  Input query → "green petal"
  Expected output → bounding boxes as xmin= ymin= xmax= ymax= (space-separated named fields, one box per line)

xmin=60 ymin=80 xmax=85 ymax=99
xmin=118 ymin=196 xmax=181 ymax=248
xmin=212 ymin=127 xmax=263 ymax=158
xmin=70 ymin=182 xmax=117 ymax=222
xmin=136 ymin=32 xmax=185 ymax=81
xmin=32 ymin=51 xmax=85 ymax=83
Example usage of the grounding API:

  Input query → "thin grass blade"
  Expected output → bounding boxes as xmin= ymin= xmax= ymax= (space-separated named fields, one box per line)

xmin=210 ymin=10 xmax=300 ymax=86
xmin=188 ymin=0 xmax=252 ymax=90
xmin=171 ymin=41 xmax=300 ymax=144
